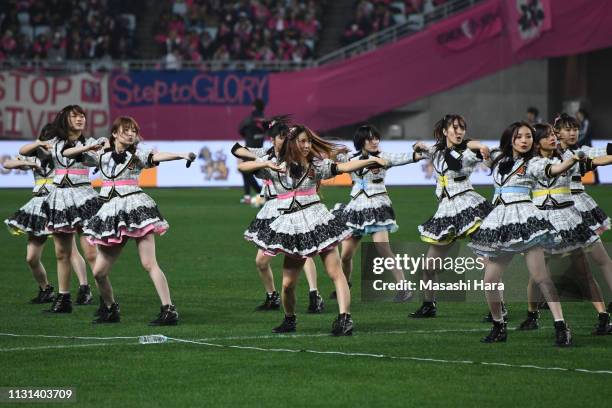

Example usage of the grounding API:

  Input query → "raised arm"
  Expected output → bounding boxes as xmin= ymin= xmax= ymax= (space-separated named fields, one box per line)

xmin=19 ymin=140 xmax=50 ymax=156
xmin=336 ymin=156 xmax=389 ymax=174
xmin=466 ymin=140 xmax=490 ymax=160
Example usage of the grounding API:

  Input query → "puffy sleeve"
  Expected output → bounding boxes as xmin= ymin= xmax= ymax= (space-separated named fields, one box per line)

xmin=313 ymin=158 xmax=338 ymax=181
xmin=334 ymin=152 xmax=350 ymax=164
xmin=78 ymin=137 xmax=106 ymax=167
xmin=134 ymin=146 xmax=159 ymax=169
xmin=380 ymin=151 xmax=415 ymax=167
xmin=461 ymin=147 xmax=483 ymax=167
xmin=526 ymin=157 xmax=550 ymax=179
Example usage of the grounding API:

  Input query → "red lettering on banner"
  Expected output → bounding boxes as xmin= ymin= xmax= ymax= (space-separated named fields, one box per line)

xmin=10 ymin=72 xmax=26 ymax=102
xmin=52 ymin=77 xmax=72 ymax=104
xmin=5 ymin=106 xmax=23 ymax=136
xmin=27 ymin=110 xmax=45 ymax=137
xmin=30 ymin=77 xmax=50 ymax=104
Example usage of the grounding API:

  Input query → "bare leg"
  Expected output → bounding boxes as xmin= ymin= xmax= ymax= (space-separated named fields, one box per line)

xmin=483 ymin=255 xmax=512 ymax=321
xmin=136 ymin=234 xmax=172 ymax=305
xmin=255 ymin=249 xmax=275 ymax=293
xmin=525 ymin=247 xmax=564 ymax=321
xmin=303 ymin=258 xmax=318 ymax=291
xmin=70 ymin=236 xmax=88 ymax=285
xmin=79 ymin=234 xmax=97 ymax=270
xmin=526 ymin=278 xmax=540 ymax=312
xmin=26 ymin=236 xmax=49 ymax=288
xmin=281 ymin=256 xmax=305 ymax=316
xmin=571 ymin=250 xmax=606 ymax=313
xmin=93 ymin=244 xmax=123 ymax=306
xmin=53 ymin=233 xmax=73 ymax=293
xmin=372 ymin=231 xmax=404 ymax=283
xmin=321 ymin=248 xmax=350 ymax=314
xmin=340 ymin=237 xmax=360 ymax=282
xmin=422 ymin=243 xmax=455 ymax=302
xmin=589 ymin=241 xmax=612 ymax=294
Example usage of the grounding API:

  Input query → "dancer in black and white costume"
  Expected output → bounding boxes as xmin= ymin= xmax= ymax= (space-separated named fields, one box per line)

xmin=66 ymin=116 xmax=195 ymax=325
xmin=409 ymin=115 xmax=493 ymax=318
xmin=516 ymin=123 xmax=612 ymax=334
xmin=239 ymin=124 xmax=389 ymax=336
xmin=19 ymin=106 xmax=101 ymax=313
xmin=331 ymin=124 xmax=423 ymax=302
xmin=232 ymin=116 xmax=323 ymax=313
xmin=469 ymin=121 xmax=583 ymax=346
xmin=5 ymin=125 xmax=89 ymax=304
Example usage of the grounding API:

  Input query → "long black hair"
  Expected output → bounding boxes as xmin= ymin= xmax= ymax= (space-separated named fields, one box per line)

xmin=533 ymin=123 xmax=562 ymax=160
xmin=490 ymin=121 xmax=535 ymax=174
xmin=553 ymin=112 xmax=579 ymax=132
xmin=52 ymin=104 xmax=86 ymax=141
xmin=353 ymin=124 xmax=381 ymax=151
xmin=262 ymin=114 xmax=292 ymax=139
xmin=433 ymin=114 xmax=467 ymax=152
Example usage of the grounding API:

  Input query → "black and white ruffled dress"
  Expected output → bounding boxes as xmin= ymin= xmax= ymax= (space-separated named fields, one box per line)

xmin=333 ymin=151 xmax=418 ymax=236
xmin=531 ymin=155 xmax=599 ymax=255
xmin=4 ymin=154 xmax=55 ymax=237
xmin=246 ymin=158 xmax=352 ymax=258
xmin=469 ymin=155 xmax=557 ymax=258
xmin=241 ymin=148 xmax=285 ymax=244
xmin=41 ymin=137 xmax=103 ymax=233
xmin=562 ymin=145 xmax=612 ymax=235
xmin=418 ymin=145 xmax=492 ymax=244
xmin=82 ymin=147 xmax=168 ymax=246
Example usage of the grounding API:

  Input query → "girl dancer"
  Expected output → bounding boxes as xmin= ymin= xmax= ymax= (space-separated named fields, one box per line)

xmin=554 ymin=114 xmax=612 ymax=311
xmin=232 ymin=116 xmax=323 ymax=313
xmin=469 ymin=121 xmax=582 ymax=346
xmin=238 ymin=125 xmax=389 ymax=335
xmin=5 ymin=125 xmax=89 ymax=303
xmin=410 ymin=115 xmax=493 ymax=318
xmin=69 ymin=116 xmax=195 ymax=325
xmin=331 ymin=124 xmax=423 ymax=302
xmin=517 ymin=123 xmax=612 ymax=334
xmin=19 ymin=107 xmax=101 ymax=313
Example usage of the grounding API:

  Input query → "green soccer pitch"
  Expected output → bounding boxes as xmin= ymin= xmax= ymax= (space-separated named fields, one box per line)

xmin=1 ymin=186 xmax=611 ymax=407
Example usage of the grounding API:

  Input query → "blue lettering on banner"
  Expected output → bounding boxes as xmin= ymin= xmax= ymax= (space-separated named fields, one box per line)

xmin=111 ymin=70 xmax=269 ymax=107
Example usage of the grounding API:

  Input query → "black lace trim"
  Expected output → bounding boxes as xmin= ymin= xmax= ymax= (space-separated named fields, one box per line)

xmin=580 ymin=207 xmax=609 ymax=228
xmin=253 ymin=215 xmax=350 ymax=253
xmin=6 ymin=210 xmax=47 ymax=233
xmin=420 ymin=201 xmax=493 ymax=236
xmin=553 ymin=222 xmax=597 ymax=249
xmin=42 ymin=197 xmax=102 ymax=227
xmin=470 ymin=216 xmax=554 ymax=244
xmin=341 ymin=205 xmax=396 ymax=227
xmin=85 ymin=205 xmax=165 ymax=234
xmin=246 ymin=217 xmax=274 ymax=235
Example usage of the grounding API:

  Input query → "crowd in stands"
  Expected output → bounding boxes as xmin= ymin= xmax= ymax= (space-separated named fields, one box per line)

xmin=343 ymin=0 xmax=448 ymax=45
xmin=154 ymin=0 xmax=326 ymax=68
xmin=0 ymin=0 xmax=139 ymax=64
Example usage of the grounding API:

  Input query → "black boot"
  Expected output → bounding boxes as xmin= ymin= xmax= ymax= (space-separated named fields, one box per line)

xmin=75 ymin=284 xmax=93 ymax=305
xmin=255 ymin=291 xmax=280 ymax=311
xmin=481 ymin=320 xmax=507 ymax=343
xmin=307 ymin=290 xmax=324 ymax=313
xmin=592 ymin=312 xmax=612 ymax=335
xmin=554 ymin=320 xmax=572 ymax=347
xmin=273 ymin=315 xmax=297 ymax=333
xmin=30 ymin=285 xmax=55 ymax=304
xmin=94 ymin=296 xmax=105 ymax=317
xmin=409 ymin=301 xmax=437 ymax=318
xmin=92 ymin=302 xmax=120 ymax=324
xmin=329 ymin=282 xmax=351 ymax=300
xmin=45 ymin=293 xmax=72 ymax=313
xmin=517 ymin=311 xmax=539 ymax=330
xmin=149 ymin=304 xmax=179 ymax=326
xmin=331 ymin=313 xmax=353 ymax=336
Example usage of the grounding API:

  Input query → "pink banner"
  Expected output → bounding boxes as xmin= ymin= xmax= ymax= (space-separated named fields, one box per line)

xmin=109 ymin=0 xmax=612 ymax=140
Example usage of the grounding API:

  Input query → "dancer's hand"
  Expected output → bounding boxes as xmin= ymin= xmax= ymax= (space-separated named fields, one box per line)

xmin=479 ymin=145 xmax=491 ymax=160
xmin=412 ymin=141 xmax=429 ymax=153
xmin=36 ymin=141 xmax=52 ymax=151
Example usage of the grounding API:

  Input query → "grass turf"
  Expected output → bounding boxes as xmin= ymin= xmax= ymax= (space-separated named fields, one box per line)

xmin=1 ymin=186 xmax=611 ymax=407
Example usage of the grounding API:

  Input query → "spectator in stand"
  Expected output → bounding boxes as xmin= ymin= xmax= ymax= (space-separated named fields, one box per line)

xmin=576 ymin=108 xmax=593 ymax=147
xmin=526 ymin=106 xmax=542 ymax=125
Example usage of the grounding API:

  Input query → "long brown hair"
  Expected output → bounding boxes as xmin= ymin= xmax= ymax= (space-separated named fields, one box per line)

xmin=110 ymin=116 xmax=141 ymax=153
xmin=279 ymin=124 xmax=349 ymax=166
xmin=53 ymin=104 xmax=86 ymax=140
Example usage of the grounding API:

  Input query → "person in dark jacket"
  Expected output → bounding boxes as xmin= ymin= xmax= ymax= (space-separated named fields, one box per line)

xmin=238 ymin=99 xmax=265 ymax=204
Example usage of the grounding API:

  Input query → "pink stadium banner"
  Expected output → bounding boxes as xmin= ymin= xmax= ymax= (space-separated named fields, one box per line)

xmin=96 ymin=0 xmax=612 ymax=140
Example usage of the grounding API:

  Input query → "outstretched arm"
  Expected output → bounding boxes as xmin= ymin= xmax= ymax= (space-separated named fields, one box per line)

xmin=151 ymin=152 xmax=195 ymax=163
xmin=63 ymin=142 xmax=104 ymax=158
xmin=547 ymin=156 xmax=581 ymax=177
xmin=238 ymin=160 xmax=282 ymax=173
xmin=592 ymin=155 xmax=612 ymax=167
xmin=336 ymin=156 xmax=389 ymax=174
xmin=2 ymin=159 xmax=39 ymax=171
xmin=466 ymin=140 xmax=490 ymax=160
